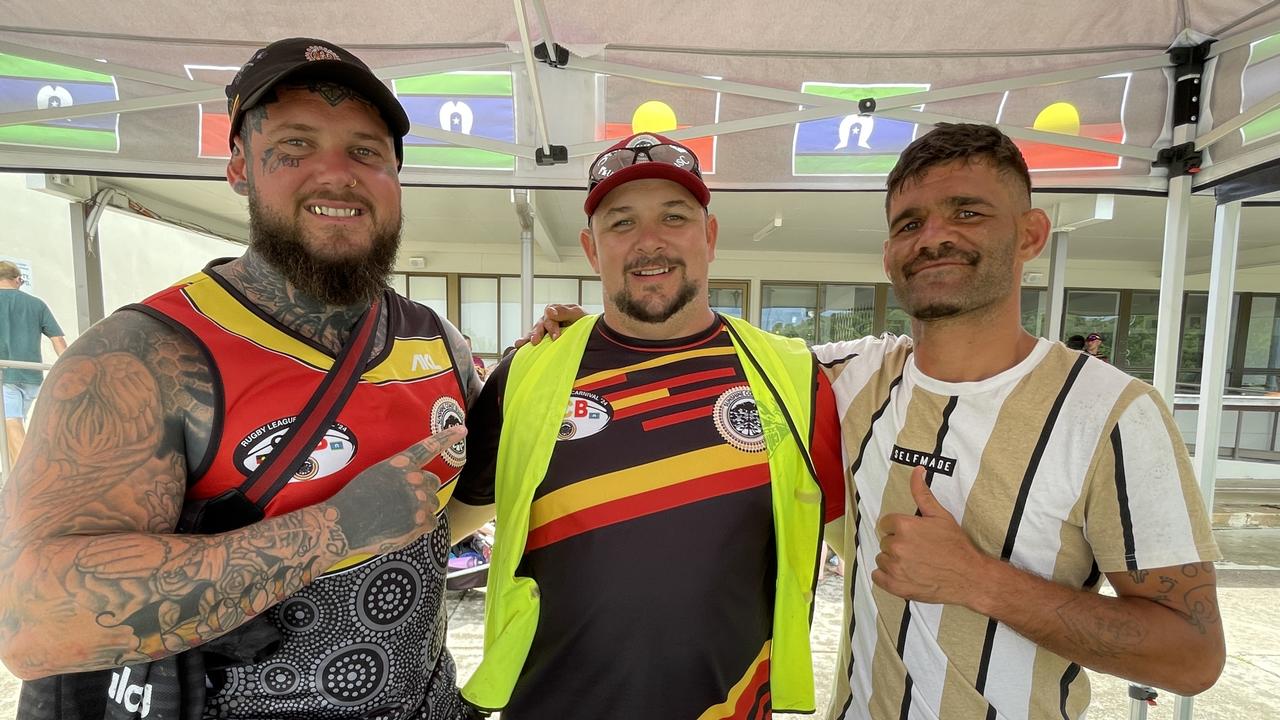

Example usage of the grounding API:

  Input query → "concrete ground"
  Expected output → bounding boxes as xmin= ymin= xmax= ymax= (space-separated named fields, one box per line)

xmin=2 ymin=529 xmax=1277 ymax=719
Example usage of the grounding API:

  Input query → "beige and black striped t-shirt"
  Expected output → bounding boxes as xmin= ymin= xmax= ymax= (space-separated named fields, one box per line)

xmin=814 ymin=336 xmax=1219 ymax=720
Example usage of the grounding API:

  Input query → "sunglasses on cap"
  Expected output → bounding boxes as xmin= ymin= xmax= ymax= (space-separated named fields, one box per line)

xmin=587 ymin=142 xmax=702 ymax=189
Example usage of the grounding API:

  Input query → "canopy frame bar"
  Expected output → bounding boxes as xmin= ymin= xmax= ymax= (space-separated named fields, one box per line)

xmin=0 ymin=38 xmax=216 ymax=92
xmin=1196 ymin=89 xmax=1280 ymax=150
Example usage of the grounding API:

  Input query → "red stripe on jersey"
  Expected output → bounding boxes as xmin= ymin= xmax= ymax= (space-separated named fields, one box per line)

xmin=525 ymin=463 xmax=770 ymax=552
xmin=615 ymin=380 xmax=745 ymax=421
xmin=641 ymin=404 xmax=715 ymax=431
xmin=732 ymin=657 xmax=771 ymax=720
xmin=604 ymin=367 xmax=737 ymax=403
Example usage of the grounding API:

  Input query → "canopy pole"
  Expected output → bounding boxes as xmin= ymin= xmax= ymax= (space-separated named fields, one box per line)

xmin=1045 ymin=231 xmax=1069 ymax=342
xmin=514 ymin=189 xmax=537 ymax=334
xmin=1192 ymin=202 xmax=1240 ymax=504
xmin=68 ymin=200 xmax=105 ymax=334
xmin=1152 ymin=41 xmax=1212 ymax=403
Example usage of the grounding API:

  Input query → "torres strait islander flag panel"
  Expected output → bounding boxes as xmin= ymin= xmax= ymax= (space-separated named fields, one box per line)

xmin=792 ymin=82 xmax=930 ymax=176
xmin=1241 ymin=33 xmax=1280 ymax=146
xmin=995 ymin=73 xmax=1131 ymax=172
xmin=393 ymin=70 xmax=516 ymax=171
xmin=0 ymin=52 xmax=119 ymax=153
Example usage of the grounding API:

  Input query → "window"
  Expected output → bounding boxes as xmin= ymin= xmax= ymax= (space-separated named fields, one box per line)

xmin=581 ymin=280 xmax=604 ymax=314
xmin=1064 ymin=290 xmax=1119 ymax=356
xmin=461 ymin=277 xmax=499 ymax=355
xmin=1021 ymin=288 xmax=1047 ymax=337
xmin=884 ymin=288 xmax=912 ymax=337
xmin=709 ymin=280 xmax=749 ymax=319
xmin=820 ymin=284 xmax=875 ymax=343
xmin=761 ymin=282 xmax=874 ymax=344
xmin=761 ymin=284 xmax=818 ymax=341
xmin=407 ymin=275 xmax=447 ymax=317
xmin=1241 ymin=295 xmax=1280 ymax=392
xmin=1123 ymin=291 xmax=1159 ymax=381
xmin=460 ymin=275 xmax=604 ymax=357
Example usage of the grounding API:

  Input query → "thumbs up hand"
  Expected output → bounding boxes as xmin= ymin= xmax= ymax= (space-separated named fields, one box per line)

xmin=871 ymin=466 xmax=994 ymax=607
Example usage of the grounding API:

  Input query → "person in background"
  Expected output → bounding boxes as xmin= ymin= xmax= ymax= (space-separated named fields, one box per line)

xmin=465 ymin=334 xmax=489 ymax=379
xmin=1084 ymin=331 xmax=1108 ymax=361
xmin=0 ymin=261 xmax=67 ymax=463
xmin=1065 ymin=334 xmax=1086 ymax=351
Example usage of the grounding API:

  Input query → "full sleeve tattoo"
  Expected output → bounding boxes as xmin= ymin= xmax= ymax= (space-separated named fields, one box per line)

xmin=0 ymin=312 xmax=350 ymax=679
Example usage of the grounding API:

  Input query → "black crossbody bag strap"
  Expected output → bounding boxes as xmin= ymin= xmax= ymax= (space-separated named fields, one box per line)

xmin=179 ymin=294 xmax=384 ymax=534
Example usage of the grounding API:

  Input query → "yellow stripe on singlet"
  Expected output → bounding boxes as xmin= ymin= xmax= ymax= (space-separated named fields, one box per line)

xmin=182 ymin=273 xmax=334 ymax=371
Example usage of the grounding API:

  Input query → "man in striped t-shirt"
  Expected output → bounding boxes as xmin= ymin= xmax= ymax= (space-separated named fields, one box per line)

xmin=815 ymin=124 xmax=1224 ymax=720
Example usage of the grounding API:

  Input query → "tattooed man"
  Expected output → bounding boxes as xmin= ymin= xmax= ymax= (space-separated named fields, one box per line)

xmin=0 ymin=38 xmax=481 ymax=720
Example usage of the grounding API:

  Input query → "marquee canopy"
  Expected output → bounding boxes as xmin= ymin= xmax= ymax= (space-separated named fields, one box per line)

xmin=3 ymin=1 xmax=1280 ymax=194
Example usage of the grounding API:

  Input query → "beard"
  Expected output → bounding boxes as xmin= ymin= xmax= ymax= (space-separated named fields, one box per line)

xmin=611 ymin=254 xmax=700 ymax=324
xmin=248 ymin=192 xmax=401 ymax=306
xmin=894 ymin=240 xmax=1014 ymax=321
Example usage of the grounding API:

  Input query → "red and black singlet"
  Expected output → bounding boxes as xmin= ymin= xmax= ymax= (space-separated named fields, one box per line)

xmin=132 ymin=262 xmax=468 ymax=720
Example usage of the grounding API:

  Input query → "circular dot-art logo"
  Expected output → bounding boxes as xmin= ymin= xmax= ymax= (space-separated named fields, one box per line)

xmin=278 ymin=597 xmax=320 ymax=633
xmin=431 ymin=397 xmax=467 ymax=468
xmin=713 ymin=386 xmax=765 ymax=453
xmin=259 ymin=662 xmax=301 ymax=695
xmin=357 ymin=560 xmax=421 ymax=631
xmin=317 ymin=643 xmax=390 ymax=707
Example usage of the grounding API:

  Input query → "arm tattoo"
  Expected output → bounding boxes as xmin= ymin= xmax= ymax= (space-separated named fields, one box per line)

xmin=0 ymin=312 xmax=340 ymax=675
xmin=82 ymin=510 xmax=344 ymax=660
xmin=1177 ymin=563 xmax=1220 ymax=633
xmin=1054 ymin=596 xmax=1146 ymax=658
xmin=1126 ymin=562 xmax=1221 ymax=634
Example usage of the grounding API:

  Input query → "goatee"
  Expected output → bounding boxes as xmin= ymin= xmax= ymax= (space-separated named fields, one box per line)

xmin=248 ymin=193 xmax=400 ymax=306
xmin=612 ymin=255 xmax=699 ymax=324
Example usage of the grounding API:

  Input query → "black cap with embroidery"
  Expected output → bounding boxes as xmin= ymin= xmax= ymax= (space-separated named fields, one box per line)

xmin=225 ymin=37 xmax=410 ymax=166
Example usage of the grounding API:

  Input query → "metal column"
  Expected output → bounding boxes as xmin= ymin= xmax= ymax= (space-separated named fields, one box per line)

xmin=68 ymin=200 xmax=105 ymax=334
xmin=521 ymin=228 xmax=535 ymax=330
xmin=513 ymin=189 xmax=537 ymax=332
xmin=1172 ymin=201 xmax=1240 ymax=720
xmin=1151 ymin=124 xmax=1195 ymax=403
xmin=1191 ymin=201 xmax=1241 ymax=501
xmin=1045 ymin=231 xmax=1069 ymax=341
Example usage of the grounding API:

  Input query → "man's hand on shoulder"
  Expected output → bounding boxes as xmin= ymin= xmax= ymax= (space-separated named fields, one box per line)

xmin=515 ymin=303 xmax=586 ymax=348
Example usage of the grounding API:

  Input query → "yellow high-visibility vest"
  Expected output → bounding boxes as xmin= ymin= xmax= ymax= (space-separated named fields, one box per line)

xmin=461 ymin=314 xmax=824 ymax=713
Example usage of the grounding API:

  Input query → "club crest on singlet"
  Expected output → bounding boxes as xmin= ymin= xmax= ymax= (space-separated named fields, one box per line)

xmin=235 ymin=417 xmax=359 ymax=482
xmin=713 ymin=386 xmax=765 ymax=453
xmin=559 ymin=390 xmax=613 ymax=441
xmin=431 ymin=397 xmax=467 ymax=467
